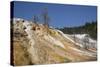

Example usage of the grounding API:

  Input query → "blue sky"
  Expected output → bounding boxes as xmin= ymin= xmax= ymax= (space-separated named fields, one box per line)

xmin=12 ymin=1 xmax=97 ymax=28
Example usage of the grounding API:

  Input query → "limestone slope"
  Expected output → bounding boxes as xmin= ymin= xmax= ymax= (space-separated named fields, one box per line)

xmin=11 ymin=18 xmax=97 ymax=66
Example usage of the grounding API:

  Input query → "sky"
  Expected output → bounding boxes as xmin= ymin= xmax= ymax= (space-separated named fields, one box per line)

xmin=11 ymin=1 xmax=97 ymax=28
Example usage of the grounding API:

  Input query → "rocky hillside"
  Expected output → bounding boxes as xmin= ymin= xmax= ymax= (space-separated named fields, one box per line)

xmin=11 ymin=18 xmax=97 ymax=66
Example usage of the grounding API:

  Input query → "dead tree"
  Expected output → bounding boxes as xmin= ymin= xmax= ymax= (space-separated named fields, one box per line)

xmin=33 ymin=15 xmax=39 ymax=24
xmin=83 ymin=34 xmax=89 ymax=49
xmin=42 ymin=8 xmax=50 ymax=27
xmin=41 ymin=8 xmax=50 ymax=34
xmin=73 ymin=30 xmax=76 ymax=46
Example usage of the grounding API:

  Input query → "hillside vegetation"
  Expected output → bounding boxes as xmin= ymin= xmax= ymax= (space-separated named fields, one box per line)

xmin=58 ymin=21 xmax=97 ymax=40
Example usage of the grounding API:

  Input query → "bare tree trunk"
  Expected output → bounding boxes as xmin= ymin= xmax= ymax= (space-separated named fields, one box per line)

xmin=73 ymin=30 xmax=76 ymax=46
xmin=42 ymin=8 xmax=50 ymax=34
xmin=33 ymin=15 xmax=39 ymax=24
